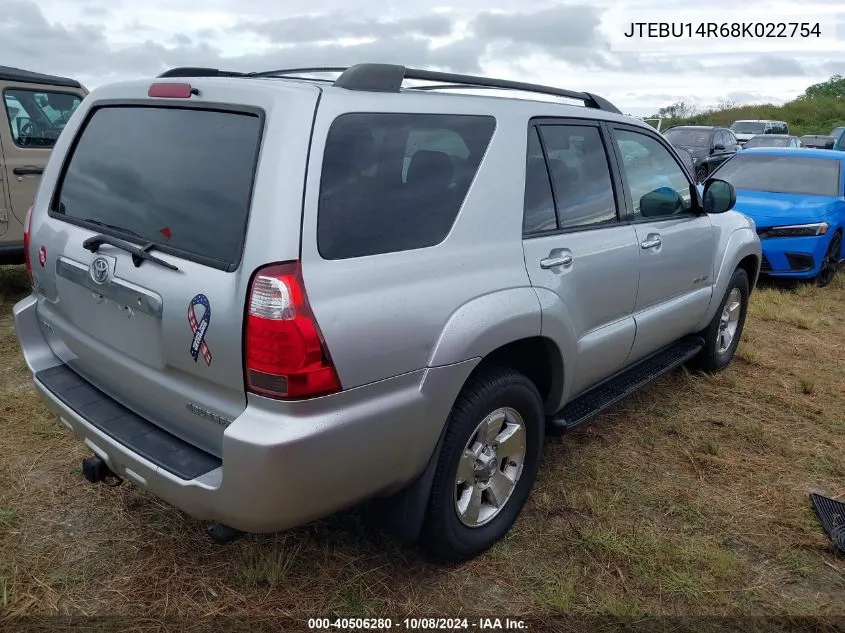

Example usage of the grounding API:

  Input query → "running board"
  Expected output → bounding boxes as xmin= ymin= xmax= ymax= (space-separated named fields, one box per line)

xmin=550 ymin=336 xmax=705 ymax=431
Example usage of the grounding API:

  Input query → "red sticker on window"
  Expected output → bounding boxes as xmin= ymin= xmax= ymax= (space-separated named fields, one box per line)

xmin=160 ymin=227 xmax=172 ymax=239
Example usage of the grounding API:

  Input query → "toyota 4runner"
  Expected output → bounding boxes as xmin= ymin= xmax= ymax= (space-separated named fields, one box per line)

xmin=13 ymin=64 xmax=761 ymax=562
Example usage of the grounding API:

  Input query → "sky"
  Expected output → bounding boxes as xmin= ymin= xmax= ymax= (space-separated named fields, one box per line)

xmin=2 ymin=0 xmax=844 ymax=116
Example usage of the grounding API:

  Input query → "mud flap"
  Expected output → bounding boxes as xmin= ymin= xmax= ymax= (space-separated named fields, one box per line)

xmin=365 ymin=426 xmax=447 ymax=544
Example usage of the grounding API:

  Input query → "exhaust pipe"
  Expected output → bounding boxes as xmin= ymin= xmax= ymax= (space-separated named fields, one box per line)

xmin=82 ymin=455 xmax=122 ymax=486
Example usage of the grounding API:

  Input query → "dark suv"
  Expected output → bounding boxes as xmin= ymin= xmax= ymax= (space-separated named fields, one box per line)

xmin=664 ymin=125 xmax=741 ymax=183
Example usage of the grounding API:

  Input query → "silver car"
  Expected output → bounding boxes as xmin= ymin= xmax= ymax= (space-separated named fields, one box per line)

xmin=13 ymin=63 xmax=761 ymax=562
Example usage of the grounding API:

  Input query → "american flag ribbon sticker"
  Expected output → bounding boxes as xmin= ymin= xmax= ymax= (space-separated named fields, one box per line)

xmin=188 ymin=293 xmax=212 ymax=366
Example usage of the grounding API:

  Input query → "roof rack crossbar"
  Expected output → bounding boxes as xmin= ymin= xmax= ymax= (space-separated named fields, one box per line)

xmin=332 ymin=64 xmax=622 ymax=114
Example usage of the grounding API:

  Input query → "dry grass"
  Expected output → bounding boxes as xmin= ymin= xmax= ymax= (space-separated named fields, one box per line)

xmin=1 ymin=264 xmax=845 ymax=626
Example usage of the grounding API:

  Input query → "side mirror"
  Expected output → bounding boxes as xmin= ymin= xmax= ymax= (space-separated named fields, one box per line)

xmin=640 ymin=186 xmax=683 ymax=218
xmin=713 ymin=143 xmax=726 ymax=151
xmin=702 ymin=178 xmax=736 ymax=214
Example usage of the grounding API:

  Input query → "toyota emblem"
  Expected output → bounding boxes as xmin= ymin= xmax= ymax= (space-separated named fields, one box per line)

xmin=89 ymin=256 xmax=110 ymax=285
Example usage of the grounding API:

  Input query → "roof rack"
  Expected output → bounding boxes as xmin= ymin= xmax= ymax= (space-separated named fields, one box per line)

xmin=331 ymin=64 xmax=622 ymax=113
xmin=158 ymin=67 xmax=247 ymax=78
xmin=155 ymin=63 xmax=622 ymax=114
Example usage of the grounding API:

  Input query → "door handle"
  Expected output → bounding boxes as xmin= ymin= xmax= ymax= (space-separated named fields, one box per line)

xmin=640 ymin=236 xmax=662 ymax=250
xmin=13 ymin=166 xmax=44 ymax=176
xmin=540 ymin=253 xmax=573 ymax=269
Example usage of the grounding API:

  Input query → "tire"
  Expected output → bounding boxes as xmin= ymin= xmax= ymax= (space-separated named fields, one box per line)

xmin=695 ymin=166 xmax=708 ymax=183
xmin=420 ymin=367 xmax=544 ymax=563
xmin=815 ymin=231 xmax=841 ymax=288
xmin=690 ymin=268 xmax=750 ymax=373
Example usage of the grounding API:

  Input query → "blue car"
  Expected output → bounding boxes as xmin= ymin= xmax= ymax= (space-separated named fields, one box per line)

xmin=705 ymin=147 xmax=844 ymax=286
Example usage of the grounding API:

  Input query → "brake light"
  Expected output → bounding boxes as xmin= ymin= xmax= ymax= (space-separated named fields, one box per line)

xmin=245 ymin=261 xmax=341 ymax=399
xmin=23 ymin=205 xmax=33 ymax=286
xmin=148 ymin=83 xmax=196 ymax=98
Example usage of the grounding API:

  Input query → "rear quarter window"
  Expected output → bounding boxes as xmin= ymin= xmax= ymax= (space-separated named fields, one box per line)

xmin=52 ymin=105 xmax=263 ymax=271
xmin=317 ymin=113 xmax=496 ymax=260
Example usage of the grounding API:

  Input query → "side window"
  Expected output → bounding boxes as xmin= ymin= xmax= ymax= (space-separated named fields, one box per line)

xmin=3 ymin=88 xmax=82 ymax=148
xmin=717 ymin=131 xmax=729 ymax=148
xmin=725 ymin=131 xmax=737 ymax=147
xmin=317 ymin=113 xmax=496 ymax=260
xmin=539 ymin=125 xmax=617 ymax=228
xmin=614 ymin=128 xmax=693 ymax=220
xmin=523 ymin=127 xmax=557 ymax=235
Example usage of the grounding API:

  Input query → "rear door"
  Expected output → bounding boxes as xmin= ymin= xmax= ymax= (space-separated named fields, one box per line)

xmin=1 ymin=85 xmax=84 ymax=225
xmin=29 ymin=82 xmax=319 ymax=455
xmin=521 ymin=120 xmax=640 ymax=397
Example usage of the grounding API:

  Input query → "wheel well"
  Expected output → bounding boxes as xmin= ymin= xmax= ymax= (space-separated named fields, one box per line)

xmin=471 ymin=337 xmax=563 ymax=411
xmin=737 ymin=254 xmax=760 ymax=294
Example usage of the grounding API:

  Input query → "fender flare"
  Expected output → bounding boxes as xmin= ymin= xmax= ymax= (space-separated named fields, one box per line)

xmin=426 ymin=287 xmax=542 ymax=367
xmin=694 ymin=227 xmax=760 ymax=331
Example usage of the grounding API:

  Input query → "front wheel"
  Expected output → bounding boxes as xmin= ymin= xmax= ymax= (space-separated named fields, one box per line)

xmin=816 ymin=231 xmax=842 ymax=288
xmin=690 ymin=268 xmax=750 ymax=372
xmin=420 ymin=367 xmax=544 ymax=563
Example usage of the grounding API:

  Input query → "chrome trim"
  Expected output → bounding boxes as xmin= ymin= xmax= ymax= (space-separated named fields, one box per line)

xmin=55 ymin=257 xmax=163 ymax=318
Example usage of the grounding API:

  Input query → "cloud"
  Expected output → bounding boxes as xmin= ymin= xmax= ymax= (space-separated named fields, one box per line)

xmin=3 ymin=0 xmax=845 ymax=112
xmin=472 ymin=5 xmax=604 ymax=50
xmin=233 ymin=13 xmax=455 ymax=43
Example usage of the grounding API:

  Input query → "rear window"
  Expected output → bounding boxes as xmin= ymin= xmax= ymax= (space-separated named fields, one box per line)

xmin=317 ymin=113 xmax=496 ymax=260
xmin=712 ymin=153 xmax=841 ymax=197
xmin=54 ymin=106 xmax=262 ymax=270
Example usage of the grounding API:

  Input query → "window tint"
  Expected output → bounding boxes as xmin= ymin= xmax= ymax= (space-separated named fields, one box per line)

xmin=711 ymin=154 xmax=840 ymax=197
xmin=317 ymin=113 xmax=495 ymax=259
xmin=56 ymin=106 xmax=262 ymax=269
xmin=4 ymin=88 xmax=82 ymax=148
xmin=539 ymin=125 xmax=617 ymax=228
xmin=523 ymin=127 xmax=557 ymax=234
xmin=614 ymin=129 xmax=693 ymax=219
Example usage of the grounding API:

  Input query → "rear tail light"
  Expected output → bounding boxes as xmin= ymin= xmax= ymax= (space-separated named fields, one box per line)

xmin=245 ymin=261 xmax=341 ymax=399
xmin=23 ymin=205 xmax=33 ymax=286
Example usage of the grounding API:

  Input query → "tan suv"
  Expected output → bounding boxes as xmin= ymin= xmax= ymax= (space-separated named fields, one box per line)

xmin=1 ymin=66 xmax=87 ymax=264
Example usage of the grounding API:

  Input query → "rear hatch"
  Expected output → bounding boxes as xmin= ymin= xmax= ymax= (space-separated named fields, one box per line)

xmin=28 ymin=77 xmax=320 ymax=455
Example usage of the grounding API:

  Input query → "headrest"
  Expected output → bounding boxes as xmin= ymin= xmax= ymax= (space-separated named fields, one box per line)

xmin=406 ymin=150 xmax=453 ymax=189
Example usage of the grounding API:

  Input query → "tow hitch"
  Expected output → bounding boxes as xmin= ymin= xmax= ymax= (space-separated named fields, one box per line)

xmin=82 ymin=455 xmax=123 ymax=487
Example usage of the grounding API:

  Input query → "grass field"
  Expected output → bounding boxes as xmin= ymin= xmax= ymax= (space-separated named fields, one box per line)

xmin=1 ymin=264 xmax=844 ymax=628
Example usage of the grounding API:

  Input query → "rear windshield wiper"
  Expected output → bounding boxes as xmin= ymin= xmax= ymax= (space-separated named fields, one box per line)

xmin=82 ymin=217 xmax=144 ymax=240
xmin=82 ymin=233 xmax=179 ymax=271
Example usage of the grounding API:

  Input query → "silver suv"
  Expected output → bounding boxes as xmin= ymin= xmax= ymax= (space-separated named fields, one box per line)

xmin=13 ymin=63 xmax=761 ymax=562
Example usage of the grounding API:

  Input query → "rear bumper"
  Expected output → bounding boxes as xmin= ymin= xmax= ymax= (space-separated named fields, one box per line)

xmin=13 ymin=294 xmax=475 ymax=533
xmin=759 ymin=234 xmax=831 ymax=279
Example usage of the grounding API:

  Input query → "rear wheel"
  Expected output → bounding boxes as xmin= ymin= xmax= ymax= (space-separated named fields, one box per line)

xmin=690 ymin=268 xmax=749 ymax=372
xmin=420 ymin=367 xmax=544 ymax=563
xmin=816 ymin=231 xmax=841 ymax=288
